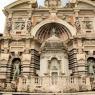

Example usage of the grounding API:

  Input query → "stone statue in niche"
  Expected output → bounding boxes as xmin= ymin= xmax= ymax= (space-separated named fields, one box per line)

xmin=27 ymin=18 xmax=32 ymax=32
xmin=7 ymin=18 xmax=12 ymax=31
xmin=88 ymin=59 xmax=95 ymax=75
xmin=52 ymin=28 xmax=56 ymax=35
xmin=13 ymin=60 xmax=21 ymax=80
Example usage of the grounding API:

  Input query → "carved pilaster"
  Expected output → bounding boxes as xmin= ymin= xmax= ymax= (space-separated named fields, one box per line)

xmin=30 ymin=49 xmax=40 ymax=76
xmin=27 ymin=17 xmax=32 ymax=33
xmin=74 ymin=9 xmax=81 ymax=34
xmin=5 ymin=11 xmax=13 ymax=36
xmin=6 ymin=63 xmax=11 ymax=83
xmin=68 ymin=48 xmax=77 ymax=75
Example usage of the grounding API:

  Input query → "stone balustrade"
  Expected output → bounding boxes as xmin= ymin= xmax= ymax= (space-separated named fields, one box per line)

xmin=16 ymin=76 xmax=91 ymax=93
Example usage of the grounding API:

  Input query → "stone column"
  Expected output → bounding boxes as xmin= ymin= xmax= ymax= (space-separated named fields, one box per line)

xmin=76 ymin=38 xmax=86 ymax=76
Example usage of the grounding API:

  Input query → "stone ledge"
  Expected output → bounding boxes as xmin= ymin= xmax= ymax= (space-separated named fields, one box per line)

xmin=1 ymin=92 xmax=95 ymax=95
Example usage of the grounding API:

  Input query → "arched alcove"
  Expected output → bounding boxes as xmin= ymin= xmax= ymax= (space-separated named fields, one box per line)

xmin=48 ymin=57 xmax=60 ymax=85
xmin=35 ymin=23 xmax=71 ymax=43
xmin=87 ymin=57 xmax=95 ymax=75
xmin=11 ymin=58 xmax=21 ymax=80
xmin=48 ymin=58 xmax=61 ymax=76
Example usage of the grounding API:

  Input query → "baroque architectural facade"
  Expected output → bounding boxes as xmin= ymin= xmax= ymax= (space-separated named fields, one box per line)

xmin=0 ymin=0 xmax=95 ymax=93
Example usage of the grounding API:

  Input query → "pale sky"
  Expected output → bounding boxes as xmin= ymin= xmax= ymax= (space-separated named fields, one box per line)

xmin=0 ymin=0 xmax=68 ymax=33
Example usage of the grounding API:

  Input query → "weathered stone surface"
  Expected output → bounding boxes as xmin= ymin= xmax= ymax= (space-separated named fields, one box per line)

xmin=0 ymin=0 xmax=95 ymax=93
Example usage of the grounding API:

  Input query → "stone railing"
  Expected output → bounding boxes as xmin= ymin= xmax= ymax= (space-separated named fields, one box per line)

xmin=16 ymin=76 xmax=91 ymax=93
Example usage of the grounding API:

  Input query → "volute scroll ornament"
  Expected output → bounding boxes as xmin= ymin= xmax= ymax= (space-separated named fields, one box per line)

xmin=7 ymin=18 xmax=12 ymax=32
xmin=27 ymin=17 xmax=32 ymax=32
xmin=75 ymin=17 xmax=81 ymax=33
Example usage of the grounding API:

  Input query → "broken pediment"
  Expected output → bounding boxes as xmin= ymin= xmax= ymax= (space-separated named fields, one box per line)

xmin=4 ymin=0 xmax=38 ymax=10
xmin=78 ymin=2 xmax=95 ymax=9
xmin=10 ymin=2 xmax=30 ymax=9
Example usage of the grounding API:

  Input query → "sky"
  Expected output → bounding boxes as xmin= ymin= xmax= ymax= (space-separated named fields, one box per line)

xmin=0 ymin=0 xmax=68 ymax=33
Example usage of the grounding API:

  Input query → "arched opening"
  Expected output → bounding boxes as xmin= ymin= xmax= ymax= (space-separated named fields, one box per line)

xmin=87 ymin=57 xmax=95 ymax=75
xmin=35 ymin=23 xmax=71 ymax=43
xmin=48 ymin=58 xmax=61 ymax=85
xmin=49 ymin=58 xmax=60 ymax=74
xmin=11 ymin=58 xmax=21 ymax=81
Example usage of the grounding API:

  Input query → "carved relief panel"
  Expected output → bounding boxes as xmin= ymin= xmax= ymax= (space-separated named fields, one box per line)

xmin=10 ymin=41 xmax=25 ymax=52
xmin=13 ymin=18 xmax=26 ymax=31
xmin=82 ymin=21 xmax=93 ymax=29
xmin=80 ymin=17 xmax=94 ymax=32
xmin=11 ymin=16 xmax=32 ymax=35
xmin=14 ymin=22 xmax=25 ymax=30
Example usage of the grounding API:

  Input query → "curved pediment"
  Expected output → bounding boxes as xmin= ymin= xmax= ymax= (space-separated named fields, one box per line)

xmin=4 ymin=0 xmax=38 ymax=10
xmin=78 ymin=0 xmax=95 ymax=9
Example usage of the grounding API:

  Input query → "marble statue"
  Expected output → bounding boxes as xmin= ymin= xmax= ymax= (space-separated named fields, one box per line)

xmin=13 ymin=60 xmax=21 ymax=80
xmin=51 ymin=28 xmax=56 ymax=36
xmin=88 ymin=59 xmax=95 ymax=75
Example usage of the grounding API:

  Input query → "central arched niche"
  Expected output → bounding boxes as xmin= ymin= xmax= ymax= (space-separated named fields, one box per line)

xmin=11 ymin=58 xmax=21 ymax=81
xmin=35 ymin=23 xmax=72 ymax=43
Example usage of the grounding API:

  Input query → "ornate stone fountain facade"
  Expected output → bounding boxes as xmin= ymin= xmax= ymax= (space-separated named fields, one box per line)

xmin=0 ymin=0 xmax=95 ymax=94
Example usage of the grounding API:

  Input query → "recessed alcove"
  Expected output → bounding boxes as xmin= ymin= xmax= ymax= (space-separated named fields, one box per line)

xmin=35 ymin=23 xmax=71 ymax=43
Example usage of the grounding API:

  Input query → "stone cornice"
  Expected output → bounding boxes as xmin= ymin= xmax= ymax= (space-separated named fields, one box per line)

xmin=5 ymin=8 xmax=75 ymax=12
xmin=73 ymin=34 xmax=95 ymax=40
xmin=3 ymin=8 xmax=95 ymax=16
xmin=4 ymin=0 xmax=38 ymax=10
xmin=78 ymin=0 xmax=95 ymax=7
xmin=0 ymin=35 xmax=33 ymax=41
